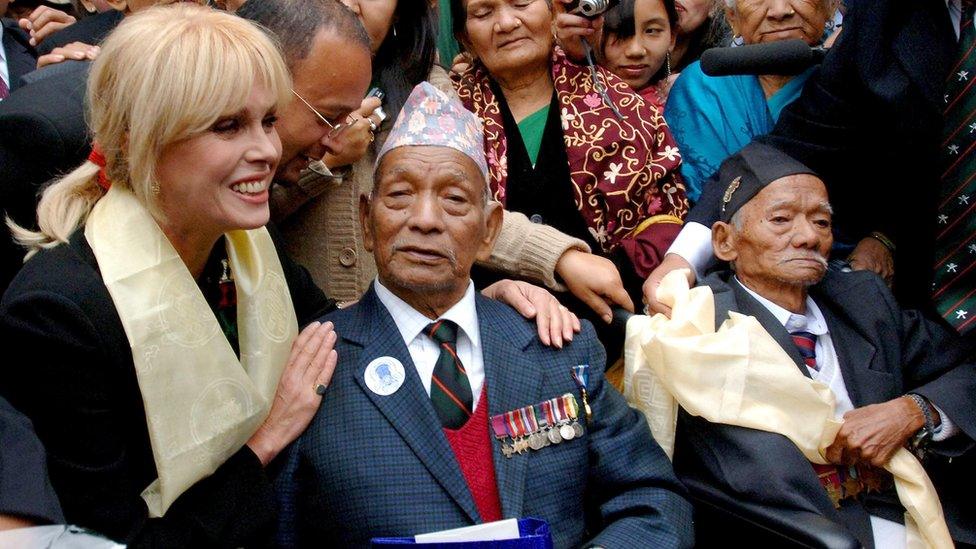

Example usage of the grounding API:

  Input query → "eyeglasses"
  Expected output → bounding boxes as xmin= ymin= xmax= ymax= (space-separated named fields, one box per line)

xmin=291 ymin=89 xmax=348 ymax=140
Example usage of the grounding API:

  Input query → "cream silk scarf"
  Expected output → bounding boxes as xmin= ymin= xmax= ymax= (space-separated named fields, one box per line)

xmin=623 ymin=270 xmax=953 ymax=549
xmin=85 ymin=187 xmax=297 ymax=517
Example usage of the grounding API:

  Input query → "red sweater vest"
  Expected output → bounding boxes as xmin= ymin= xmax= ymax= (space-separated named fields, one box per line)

xmin=442 ymin=386 xmax=503 ymax=523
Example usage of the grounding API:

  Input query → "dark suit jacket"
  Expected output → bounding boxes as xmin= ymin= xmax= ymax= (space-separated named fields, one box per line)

xmin=689 ymin=0 xmax=955 ymax=308
xmin=0 ymin=61 xmax=88 ymax=292
xmin=35 ymin=10 xmax=123 ymax=55
xmin=673 ymin=270 xmax=976 ymax=546
xmin=2 ymin=19 xmax=37 ymax=91
xmin=0 ymin=228 xmax=335 ymax=547
xmin=274 ymin=286 xmax=694 ymax=548
xmin=0 ymin=395 xmax=63 ymax=525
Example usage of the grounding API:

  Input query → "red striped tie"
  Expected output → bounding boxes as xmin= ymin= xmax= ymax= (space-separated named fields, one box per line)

xmin=790 ymin=330 xmax=819 ymax=371
xmin=425 ymin=320 xmax=473 ymax=429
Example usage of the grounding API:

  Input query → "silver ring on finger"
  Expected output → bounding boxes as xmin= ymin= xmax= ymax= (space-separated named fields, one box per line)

xmin=367 ymin=119 xmax=378 ymax=132
xmin=314 ymin=383 xmax=328 ymax=395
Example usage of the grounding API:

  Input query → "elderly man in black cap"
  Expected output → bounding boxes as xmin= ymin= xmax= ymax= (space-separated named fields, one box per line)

xmin=672 ymin=143 xmax=976 ymax=548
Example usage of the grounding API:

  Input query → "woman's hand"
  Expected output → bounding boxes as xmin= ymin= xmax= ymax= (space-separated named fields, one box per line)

xmin=36 ymin=42 xmax=100 ymax=69
xmin=18 ymin=5 xmax=76 ymax=47
xmin=552 ymin=0 xmax=603 ymax=64
xmin=482 ymin=279 xmax=581 ymax=348
xmin=246 ymin=321 xmax=338 ymax=466
xmin=557 ymin=249 xmax=633 ymax=323
xmin=321 ymin=96 xmax=383 ymax=169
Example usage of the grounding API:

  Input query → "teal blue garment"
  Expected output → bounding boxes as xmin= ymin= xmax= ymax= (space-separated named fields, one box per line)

xmin=436 ymin=0 xmax=460 ymax=65
xmin=664 ymin=60 xmax=814 ymax=202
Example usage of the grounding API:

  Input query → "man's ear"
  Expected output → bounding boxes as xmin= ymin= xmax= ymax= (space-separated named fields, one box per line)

xmin=712 ymin=221 xmax=738 ymax=263
xmin=360 ymin=193 xmax=374 ymax=253
xmin=474 ymin=200 xmax=504 ymax=263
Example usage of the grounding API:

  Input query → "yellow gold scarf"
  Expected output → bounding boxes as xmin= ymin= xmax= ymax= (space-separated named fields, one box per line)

xmin=624 ymin=270 xmax=953 ymax=548
xmin=85 ymin=187 xmax=297 ymax=517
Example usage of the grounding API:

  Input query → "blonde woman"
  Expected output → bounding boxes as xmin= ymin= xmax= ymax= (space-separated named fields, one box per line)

xmin=0 ymin=5 xmax=338 ymax=545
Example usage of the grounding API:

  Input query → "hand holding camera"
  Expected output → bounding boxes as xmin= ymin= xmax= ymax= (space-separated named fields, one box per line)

xmin=552 ymin=0 xmax=617 ymax=64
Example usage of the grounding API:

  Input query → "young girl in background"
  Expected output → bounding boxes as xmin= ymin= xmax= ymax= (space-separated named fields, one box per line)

xmin=599 ymin=0 xmax=679 ymax=107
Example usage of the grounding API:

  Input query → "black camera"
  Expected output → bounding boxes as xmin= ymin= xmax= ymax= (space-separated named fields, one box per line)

xmin=566 ymin=0 xmax=617 ymax=18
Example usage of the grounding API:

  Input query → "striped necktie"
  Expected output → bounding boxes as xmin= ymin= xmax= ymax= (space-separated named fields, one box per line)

xmin=790 ymin=330 xmax=819 ymax=372
xmin=0 ymin=47 xmax=8 ymax=100
xmin=934 ymin=0 xmax=976 ymax=334
xmin=424 ymin=319 xmax=473 ymax=429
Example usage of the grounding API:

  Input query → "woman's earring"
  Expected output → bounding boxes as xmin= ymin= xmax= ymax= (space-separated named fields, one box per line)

xmin=665 ymin=51 xmax=672 ymax=79
xmin=151 ymin=180 xmax=160 ymax=197
xmin=393 ymin=25 xmax=397 ymax=38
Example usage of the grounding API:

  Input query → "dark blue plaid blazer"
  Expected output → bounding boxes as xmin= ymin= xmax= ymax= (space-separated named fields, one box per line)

xmin=273 ymin=284 xmax=693 ymax=548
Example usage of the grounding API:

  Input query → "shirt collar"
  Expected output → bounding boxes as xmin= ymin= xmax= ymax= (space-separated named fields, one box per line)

xmin=733 ymin=276 xmax=828 ymax=336
xmin=374 ymin=278 xmax=481 ymax=349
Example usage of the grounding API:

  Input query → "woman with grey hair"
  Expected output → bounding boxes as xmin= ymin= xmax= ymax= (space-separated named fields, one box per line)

xmin=664 ymin=0 xmax=839 ymax=202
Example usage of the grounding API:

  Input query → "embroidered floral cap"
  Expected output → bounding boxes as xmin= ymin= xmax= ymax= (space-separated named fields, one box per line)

xmin=376 ymin=81 xmax=488 ymax=180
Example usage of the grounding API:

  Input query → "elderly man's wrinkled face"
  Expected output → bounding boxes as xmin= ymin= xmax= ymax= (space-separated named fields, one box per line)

xmin=714 ymin=175 xmax=833 ymax=292
xmin=363 ymin=146 xmax=502 ymax=300
xmin=728 ymin=0 xmax=831 ymax=46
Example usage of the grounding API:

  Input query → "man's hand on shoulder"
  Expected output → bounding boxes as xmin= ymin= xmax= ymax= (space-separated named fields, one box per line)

xmin=481 ymin=279 xmax=581 ymax=348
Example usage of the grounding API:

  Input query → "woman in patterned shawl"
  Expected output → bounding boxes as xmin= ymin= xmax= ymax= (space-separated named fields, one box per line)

xmin=450 ymin=0 xmax=689 ymax=355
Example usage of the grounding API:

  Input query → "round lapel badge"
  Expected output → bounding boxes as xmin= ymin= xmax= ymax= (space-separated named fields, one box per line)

xmin=364 ymin=356 xmax=406 ymax=396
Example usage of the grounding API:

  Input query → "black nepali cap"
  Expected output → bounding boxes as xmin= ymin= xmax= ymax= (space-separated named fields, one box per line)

xmin=718 ymin=142 xmax=818 ymax=223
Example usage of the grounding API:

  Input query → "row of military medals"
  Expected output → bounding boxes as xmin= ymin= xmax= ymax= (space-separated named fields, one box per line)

xmin=490 ymin=365 xmax=593 ymax=458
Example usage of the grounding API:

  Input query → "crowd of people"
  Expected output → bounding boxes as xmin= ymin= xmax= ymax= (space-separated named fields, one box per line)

xmin=0 ymin=0 xmax=973 ymax=547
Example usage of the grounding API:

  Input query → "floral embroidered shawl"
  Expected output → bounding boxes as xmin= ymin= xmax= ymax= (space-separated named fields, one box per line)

xmin=451 ymin=47 xmax=689 ymax=261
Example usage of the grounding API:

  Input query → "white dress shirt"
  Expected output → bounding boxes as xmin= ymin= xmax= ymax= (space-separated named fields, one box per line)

xmin=374 ymin=278 xmax=486 ymax=411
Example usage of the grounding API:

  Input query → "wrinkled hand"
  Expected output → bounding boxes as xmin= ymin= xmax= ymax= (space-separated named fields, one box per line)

xmin=247 ymin=321 xmax=338 ymax=465
xmin=451 ymin=51 xmax=475 ymax=75
xmin=322 ymin=96 xmax=383 ymax=169
xmin=848 ymin=236 xmax=893 ymax=286
xmin=482 ymin=279 xmax=581 ymax=348
xmin=19 ymin=6 xmax=76 ymax=47
xmin=556 ymin=249 xmax=633 ymax=323
xmin=641 ymin=253 xmax=695 ymax=317
xmin=824 ymin=396 xmax=924 ymax=468
xmin=36 ymin=42 xmax=99 ymax=69
xmin=552 ymin=0 xmax=603 ymax=64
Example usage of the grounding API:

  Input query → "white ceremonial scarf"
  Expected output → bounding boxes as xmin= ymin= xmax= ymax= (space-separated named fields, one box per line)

xmin=623 ymin=270 xmax=953 ymax=549
xmin=85 ymin=186 xmax=297 ymax=517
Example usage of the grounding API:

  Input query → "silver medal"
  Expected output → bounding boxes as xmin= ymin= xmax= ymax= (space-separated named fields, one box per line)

xmin=547 ymin=428 xmax=562 ymax=444
xmin=560 ymin=423 xmax=575 ymax=441
xmin=572 ymin=422 xmax=584 ymax=438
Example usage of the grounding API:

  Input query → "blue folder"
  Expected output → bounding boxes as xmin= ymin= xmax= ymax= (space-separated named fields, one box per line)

xmin=370 ymin=518 xmax=553 ymax=548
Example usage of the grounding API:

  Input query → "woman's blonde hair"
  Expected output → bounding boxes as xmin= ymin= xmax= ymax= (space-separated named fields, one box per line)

xmin=11 ymin=4 xmax=292 ymax=258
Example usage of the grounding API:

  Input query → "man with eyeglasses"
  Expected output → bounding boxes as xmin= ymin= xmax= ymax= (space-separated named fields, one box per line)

xmin=236 ymin=0 xmax=375 ymax=188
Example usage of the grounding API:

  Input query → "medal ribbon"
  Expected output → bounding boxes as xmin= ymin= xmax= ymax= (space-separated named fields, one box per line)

xmin=571 ymin=364 xmax=590 ymax=389
xmin=504 ymin=410 xmax=520 ymax=439
xmin=563 ymin=394 xmax=579 ymax=420
xmin=490 ymin=413 xmax=508 ymax=440
xmin=522 ymin=405 xmax=539 ymax=433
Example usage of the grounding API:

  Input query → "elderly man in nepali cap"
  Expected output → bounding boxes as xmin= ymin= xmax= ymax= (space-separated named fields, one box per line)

xmin=272 ymin=82 xmax=693 ymax=549
xmin=671 ymin=142 xmax=976 ymax=548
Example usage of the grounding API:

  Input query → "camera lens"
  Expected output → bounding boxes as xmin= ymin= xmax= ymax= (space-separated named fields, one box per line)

xmin=578 ymin=0 xmax=609 ymax=17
